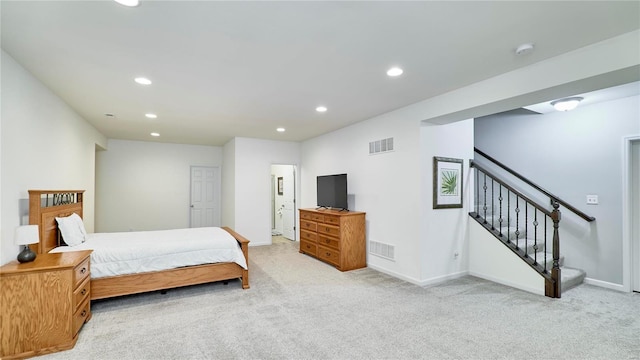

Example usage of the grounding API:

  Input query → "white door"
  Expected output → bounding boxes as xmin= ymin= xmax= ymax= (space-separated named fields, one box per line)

xmin=282 ymin=166 xmax=296 ymax=240
xmin=190 ymin=166 xmax=220 ymax=228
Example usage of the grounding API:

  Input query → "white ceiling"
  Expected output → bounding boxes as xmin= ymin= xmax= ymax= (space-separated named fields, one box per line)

xmin=2 ymin=1 xmax=639 ymax=146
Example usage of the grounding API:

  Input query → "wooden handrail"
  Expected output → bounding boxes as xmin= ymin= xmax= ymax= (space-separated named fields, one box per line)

xmin=470 ymin=160 xmax=552 ymax=217
xmin=474 ymin=148 xmax=595 ymax=222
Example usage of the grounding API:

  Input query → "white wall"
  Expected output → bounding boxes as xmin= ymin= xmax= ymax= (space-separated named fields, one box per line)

xmin=468 ymin=219 xmax=545 ymax=295
xmin=474 ymin=95 xmax=640 ymax=285
xmin=420 ymin=119 xmax=474 ymax=284
xmin=221 ymin=138 xmax=236 ymax=229
xmin=1 ymin=50 xmax=107 ymax=265
xmin=301 ymin=113 xmax=422 ymax=282
xmin=230 ymin=137 xmax=300 ymax=246
xmin=95 ymin=139 xmax=222 ymax=232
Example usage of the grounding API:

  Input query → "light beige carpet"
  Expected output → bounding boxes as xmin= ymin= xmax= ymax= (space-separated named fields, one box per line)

xmin=38 ymin=240 xmax=639 ymax=359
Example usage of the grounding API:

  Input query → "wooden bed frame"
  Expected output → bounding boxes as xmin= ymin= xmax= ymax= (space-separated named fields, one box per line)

xmin=29 ymin=190 xmax=249 ymax=300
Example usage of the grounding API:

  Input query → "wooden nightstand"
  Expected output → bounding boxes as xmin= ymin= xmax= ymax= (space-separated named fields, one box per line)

xmin=0 ymin=250 xmax=92 ymax=359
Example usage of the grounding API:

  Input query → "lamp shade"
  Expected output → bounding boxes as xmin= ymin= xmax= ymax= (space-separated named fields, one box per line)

xmin=15 ymin=225 xmax=39 ymax=246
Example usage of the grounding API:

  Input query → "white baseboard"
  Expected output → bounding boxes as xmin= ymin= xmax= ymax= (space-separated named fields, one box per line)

xmin=583 ymin=277 xmax=627 ymax=292
xmin=469 ymin=271 xmax=545 ymax=296
xmin=367 ymin=264 xmax=468 ymax=287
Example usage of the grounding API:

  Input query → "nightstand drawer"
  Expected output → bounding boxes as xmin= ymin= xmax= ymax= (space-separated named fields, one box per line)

xmin=73 ymin=276 xmax=90 ymax=311
xmin=300 ymin=240 xmax=317 ymax=256
xmin=73 ymin=257 xmax=90 ymax=286
xmin=73 ymin=299 xmax=90 ymax=336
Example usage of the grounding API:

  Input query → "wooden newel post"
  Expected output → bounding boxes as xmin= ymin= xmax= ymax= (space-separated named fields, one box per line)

xmin=547 ymin=201 xmax=562 ymax=298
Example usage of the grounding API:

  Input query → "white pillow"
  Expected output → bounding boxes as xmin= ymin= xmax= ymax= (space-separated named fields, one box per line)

xmin=55 ymin=213 xmax=86 ymax=246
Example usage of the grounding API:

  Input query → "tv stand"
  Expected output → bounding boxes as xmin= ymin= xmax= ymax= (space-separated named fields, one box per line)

xmin=299 ymin=208 xmax=366 ymax=271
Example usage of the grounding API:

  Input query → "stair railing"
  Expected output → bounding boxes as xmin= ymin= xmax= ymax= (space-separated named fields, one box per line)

xmin=470 ymin=149 xmax=595 ymax=298
xmin=474 ymin=148 xmax=595 ymax=222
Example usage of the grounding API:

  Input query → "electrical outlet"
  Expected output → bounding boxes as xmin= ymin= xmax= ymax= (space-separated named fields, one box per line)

xmin=586 ymin=195 xmax=598 ymax=205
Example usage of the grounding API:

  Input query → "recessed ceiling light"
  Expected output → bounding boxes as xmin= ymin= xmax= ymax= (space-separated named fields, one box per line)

xmin=276 ymin=128 xmax=285 ymax=132
xmin=150 ymin=132 xmax=160 ymax=137
xmin=550 ymin=97 xmax=583 ymax=111
xmin=134 ymin=77 xmax=152 ymax=85
xmin=114 ymin=0 xmax=140 ymax=7
xmin=145 ymin=113 xmax=158 ymax=119
xmin=316 ymin=106 xmax=327 ymax=113
xmin=387 ymin=67 xmax=403 ymax=77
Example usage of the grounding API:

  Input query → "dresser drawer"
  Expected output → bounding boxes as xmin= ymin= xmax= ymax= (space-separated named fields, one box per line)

xmin=311 ymin=213 xmax=324 ymax=222
xmin=300 ymin=220 xmax=317 ymax=232
xmin=73 ymin=276 xmax=90 ymax=311
xmin=300 ymin=229 xmax=317 ymax=242
xmin=73 ymin=257 xmax=90 ymax=286
xmin=300 ymin=211 xmax=313 ymax=220
xmin=73 ymin=298 xmax=90 ymax=336
xmin=317 ymin=234 xmax=339 ymax=250
xmin=323 ymin=215 xmax=340 ymax=226
xmin=317 ymin=223 xmax=340 ymax=237
xmin=300 ymin=240 xmax=317 ymax=256
xmin=317 ymin=245 xmax=340 ymax=267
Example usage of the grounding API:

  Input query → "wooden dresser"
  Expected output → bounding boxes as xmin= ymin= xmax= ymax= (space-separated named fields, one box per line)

xmin=0 ymin=250 xmax=92 ymax=359
xmin=299 ymin=208 xmax=366 ymax=271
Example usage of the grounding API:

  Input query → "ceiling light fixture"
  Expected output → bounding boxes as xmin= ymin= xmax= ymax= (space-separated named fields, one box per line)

xmin=134 ymin=77 xmax=152 ymax=85
xmin=316 ymin=106 xmax=327 ymax=113
xmin=550 ymin=97 xmax=583 ymax=111
xmin=387 ymin=67 xmax=403 ymax=77
xmin=145 ymin=113 xmax=157 ymax=119
xmin=114 ymin=0 xmax=140 ymax=7
xmin=150 ymin=132 xmax=160 ymax=137
xmin=276 ymin=128 xmax=285 ymax=132
xmin=515 ymin=43 xmax=535 ymax=56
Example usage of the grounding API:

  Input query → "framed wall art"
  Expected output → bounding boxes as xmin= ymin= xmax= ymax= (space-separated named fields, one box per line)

xmin=433 ymin=156 xmax=463 ymax=209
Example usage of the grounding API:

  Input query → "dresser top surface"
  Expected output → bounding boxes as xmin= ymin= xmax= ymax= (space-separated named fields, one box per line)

xmin=300 ymin=208 xmax=365 ymax=216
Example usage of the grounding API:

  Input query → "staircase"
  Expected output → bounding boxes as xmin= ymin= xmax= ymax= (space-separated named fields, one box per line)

xmin=470 ymin=148 xmax=593 ymax=298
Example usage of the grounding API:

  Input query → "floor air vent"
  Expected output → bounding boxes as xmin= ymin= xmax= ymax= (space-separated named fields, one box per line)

xmin=369 ymin=137 xmax=394 ymax=155
xmin=370 ymin=240 xmax=395 ymax=261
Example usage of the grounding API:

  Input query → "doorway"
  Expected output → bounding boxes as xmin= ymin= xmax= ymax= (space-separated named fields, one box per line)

xmin=630 ymin=138 xmax=640 ymax=292
xmin=271 ymin=164 xmax=296 ymax=243
xmin=190 ymin=166 xmax=221 ymax=228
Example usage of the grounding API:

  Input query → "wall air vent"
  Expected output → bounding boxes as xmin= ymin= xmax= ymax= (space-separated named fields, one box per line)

xmin=369 ymin=137 xmax=394 ymax=155
xmin=370 ymin=240 xmax=395 ymax=261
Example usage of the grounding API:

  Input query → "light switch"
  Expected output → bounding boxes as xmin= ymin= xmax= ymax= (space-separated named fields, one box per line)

xmin=586 ymin=195 xmax=598 ymax=205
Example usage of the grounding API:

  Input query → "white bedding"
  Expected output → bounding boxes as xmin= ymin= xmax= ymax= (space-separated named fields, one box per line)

xmin=49 ymin=227 xmax=248 ymax=279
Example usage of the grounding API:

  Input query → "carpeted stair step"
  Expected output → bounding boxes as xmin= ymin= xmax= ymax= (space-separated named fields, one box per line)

xmin=561 ymin=267 xmax=586 ymax=292
xmin=526 ymin=252 xmax=563 ymax=270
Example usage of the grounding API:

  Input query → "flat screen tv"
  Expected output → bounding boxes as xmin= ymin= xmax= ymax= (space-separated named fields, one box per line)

xmin=316 ymin=174 xmax=348 ymax=210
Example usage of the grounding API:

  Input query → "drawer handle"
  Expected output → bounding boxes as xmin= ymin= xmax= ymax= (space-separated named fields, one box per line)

xmin=326 ymin=227 xmax=329 ymax=232
xmin=325 ymin=239 xmax=330 ymax=244
xmin=81 ymin=309 xmax=87 ymax=317
xmin=81 ymin=288 xmax=87 ymax=295
xmin=80 ymin=267 xmax=87 ymax=274
xmin=306 ymin=245 xmax=311 ymax=249
xmin=326 ymin=252 xmax=331 ymax=256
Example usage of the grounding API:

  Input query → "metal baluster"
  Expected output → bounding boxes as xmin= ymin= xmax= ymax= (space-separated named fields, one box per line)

xmin=491 ymin=178 xmax=495 ymax=230
xmin=544 ymin=216 xmax=548 ymax=273
xmin=524 ymin=203 xmax=529 ymax=256
xmin=475 ymin=168 xmax=479 ymax=216
xmin=482 ymin=173 xmax=488 ymax=222
xmin=533 ymin=209 xmax=539 ymax=264
xmin=507 ymin=190 xmax=511 ymax=242
xmin=515 ymin=196 xmax=520 ymax=249
xmin=498 ymin=185 xmax=503 ymax=237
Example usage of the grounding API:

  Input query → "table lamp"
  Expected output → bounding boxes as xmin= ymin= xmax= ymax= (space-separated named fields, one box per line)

xmin=15 ymin=225 xmax=39 ymax=263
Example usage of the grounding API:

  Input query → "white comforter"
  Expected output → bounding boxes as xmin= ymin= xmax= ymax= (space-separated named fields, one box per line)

xmin=49 ymin=227 xmax=248 ymax=279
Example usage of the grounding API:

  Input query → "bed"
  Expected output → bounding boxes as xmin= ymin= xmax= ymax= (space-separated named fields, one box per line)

xmin=28 ymin=190 xmax=250 ymax=300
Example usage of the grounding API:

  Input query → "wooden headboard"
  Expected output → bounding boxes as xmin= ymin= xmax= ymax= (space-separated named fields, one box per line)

xmin=29 ymin=190 xmax=85 ymax=254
